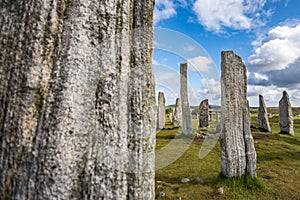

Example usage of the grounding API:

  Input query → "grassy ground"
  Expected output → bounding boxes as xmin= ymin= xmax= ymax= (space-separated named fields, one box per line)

xmin=155 ymin=110 xmax=300 ymax=199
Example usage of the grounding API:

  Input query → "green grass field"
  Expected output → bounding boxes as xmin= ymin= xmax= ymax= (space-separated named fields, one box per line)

xmin=155 ymin=109 xmax=300 ymax=199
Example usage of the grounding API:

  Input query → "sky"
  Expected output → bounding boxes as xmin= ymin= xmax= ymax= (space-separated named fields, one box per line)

xmin=153 ymin=0 xmax=300 ymax=107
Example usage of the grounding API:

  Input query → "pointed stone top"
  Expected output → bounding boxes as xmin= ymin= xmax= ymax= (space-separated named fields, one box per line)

xmin=158 ymin=91 xmax=165 ymax=103
xmin=283 ymin=90 xmax=288 ymax=97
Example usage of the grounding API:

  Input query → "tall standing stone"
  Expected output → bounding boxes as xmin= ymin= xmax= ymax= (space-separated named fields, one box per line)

xmin=157 ymin=92 xmax=166 ymax=129
xmin=173 ymin=98 xmax=181 ymax=127
xmin=199 ymin=99 xmax=209 ymax=128
xmin=169 ymin=111 xmax=174 ymax=124
xmin=220 ymin=51 xmax=257 ymax=178
xmin=0 ymin=1 xmax=156 ymax=199
xmin=180 ymin=63 xmax=193 ymax=135
xmin=279 ymin=91 xmax=294 ymax=135
xmin=258 ymin=95 xmax=271 ymax=132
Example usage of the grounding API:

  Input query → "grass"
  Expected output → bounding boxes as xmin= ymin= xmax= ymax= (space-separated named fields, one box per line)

xmin=155 ymin=110 xmax=300 ymax=199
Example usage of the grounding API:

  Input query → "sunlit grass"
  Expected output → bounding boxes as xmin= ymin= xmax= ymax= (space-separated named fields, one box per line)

xmin=155 ymin=110 xmax=300 ymax=199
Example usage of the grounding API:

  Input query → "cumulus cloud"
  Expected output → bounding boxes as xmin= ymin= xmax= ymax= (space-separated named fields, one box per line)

xmin=199 ymin=78 xmax=221 ymax=105
xmin=248 ymin=72 xmax=270 ymax=86
xmin=248 ymin=24 xmax=300 ymax=72
xmin=247 ymin=85 xmax=300 ymax=107
xmin=187 ymin=56 xmax=213 ymax=72
xmin=154 ymin=0 xmax=187 ymax=25
xmin=154 ymin=0 xmax=176 ymax=25
xmin=192 ymin=0 xmax=270 ymax=32
xmin=247 ymin=23 xmax=300 ymax=93
xmin=188 ymin=78 xmax=221 ymax=106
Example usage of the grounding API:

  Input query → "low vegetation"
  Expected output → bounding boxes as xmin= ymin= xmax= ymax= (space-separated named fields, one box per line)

xmin=155 ymin=108 xmax=300 ymax=199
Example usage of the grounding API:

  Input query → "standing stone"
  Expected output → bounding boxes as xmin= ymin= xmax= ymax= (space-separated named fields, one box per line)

xmin=258 ymin=95 xmax=271 ymax=132
xmin=0 ymin=1 xmax=156 ymax=199
xmin=199 ymin=99 xmax=209 ymax=128
xmin=157 ymin=92 xmax=166 ymax=129
xmin=220 ymin=51 xmax=257 ymax=178
xmin=279 ymin=91 xmax=294 ymax=135
xmin=169 ymin=111 xmax=174 ymax=124
xmin=173 ymin=98 xmax=181 ymax=127
xmin=180 ymin=63 xmax=193 ymax=135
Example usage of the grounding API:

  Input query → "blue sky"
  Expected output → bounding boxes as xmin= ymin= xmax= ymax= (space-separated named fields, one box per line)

xmin=153 ymin=0 xmax=300 ymax=107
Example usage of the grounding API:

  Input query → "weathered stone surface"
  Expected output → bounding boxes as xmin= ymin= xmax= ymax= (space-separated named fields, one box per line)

xmin=0 ymin=1 xmax=156 ymax=199
xmin=199 ymin=99 xmax=209 ymax=128
xmin=220 ymin=51 xmax=257 ymax=178
xmin=157 ymin=91 xmax=166 ymax=129
xmin=169 ymin=111 xmax=173 ymax=124
xmin=258 ymin=95 xmax=271 ymax=132
xmin=180 ymin=63 xmax=193 ymax=135
xmin=279 ymin=91 xmax=294 ymax=135
xmin=173 ymin=98 xmax=181 ymax=127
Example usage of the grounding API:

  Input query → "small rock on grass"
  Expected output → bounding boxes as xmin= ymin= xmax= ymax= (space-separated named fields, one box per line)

xmin=159 ymin=192 xmax=165 ymax=197
xmin=181 ymin=178 xmax=190 ymax=183
xmin=218 ymin=187 xmax=224 ymax=195
xmin=195 ymin=177 xmax=204 ymax=184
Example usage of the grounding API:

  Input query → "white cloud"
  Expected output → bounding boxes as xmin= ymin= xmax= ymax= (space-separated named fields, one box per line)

xmin=154 ymin=0 xmax=187 ymax=25
xmin=192 ymin=0 xmax=270 ymax=32
xmin=248 ymin=24 xmax=300 ymax=72
xmin=154 ymin=0 xmax=177 ymax=25
xmin=253 ymin=72 xmax=268 ymax=81
xmin=154 ymin=63 xmax=180 ymax=105
xmin=246 ymin=22 xmax=300 ymax=107
xmin=201 ymin=78 xmax=221 ymax=104
xmin=187 ymin=56 xmax=213 ymax=72
xmin=247 ymin=85 xmax=300 ymax=107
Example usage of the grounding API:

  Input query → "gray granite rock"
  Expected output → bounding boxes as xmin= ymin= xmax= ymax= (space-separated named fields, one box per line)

xmin=220 ymin=51 xmax=257 ymax=178
xmin=173 ymin=98 xmax=182 ymax=128
xmin=169 ymin=111 xmax=174 ymax=124
xmin=0 ymin=1 xmax=156 ymax=199
xmin=180 ymin=63 xmax=193 ymax=135
xmin=279 ymin=91 xmax=294 ymax=135
xmin=181 ymin=178 xmax=190 ymax=183
xmin=258 ymin=95 xmax=271 ymax=132
xmin=199 ymin=99 xmax=209 ymax=128
xmin=157 ymin=91 xmax=166 ymax=130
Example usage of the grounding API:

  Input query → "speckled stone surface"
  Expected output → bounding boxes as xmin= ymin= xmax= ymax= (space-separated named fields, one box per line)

xmin=258 ymin=95 xmax=271 ymax=132
xmin=173 ymin=98 xmax=181 ymax=128
xmin=199 ymin=99 xmax=209 ymax=128
xmin=0 ymin=1 xmax=156 ymax=199
xmin=220 ymin=51 xmax=257 ymax=178
xmin=157 ymin=91 xmax=165 ymax=130
xmin=180 ymin=63 xmax=192 ymax=135
xmin=279 ymin=91 xmax=294 ymax=135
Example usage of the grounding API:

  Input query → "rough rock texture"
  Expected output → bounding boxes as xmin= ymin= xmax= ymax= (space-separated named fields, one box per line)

xmin=0 ymin=1 xmax=156 ymax=199
xmin=220 ymin=51 xmax=257 ymax=178
xmin=180 ymin=63 xmax=192 ymax=135
xmin=199 ymin=99 xmax=209 ymax=128
xmin=169 ymin=112 xmax=173 ymax=124
xmin=157 ymin=92 xmax=166 ymax=129
xmin=279 ymin=91 xmax=294 ymax=135
xmin=258 ymin=95 xmax=271 ymax=132
xmin=173 ymin=98 xmax=181 ymax=128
